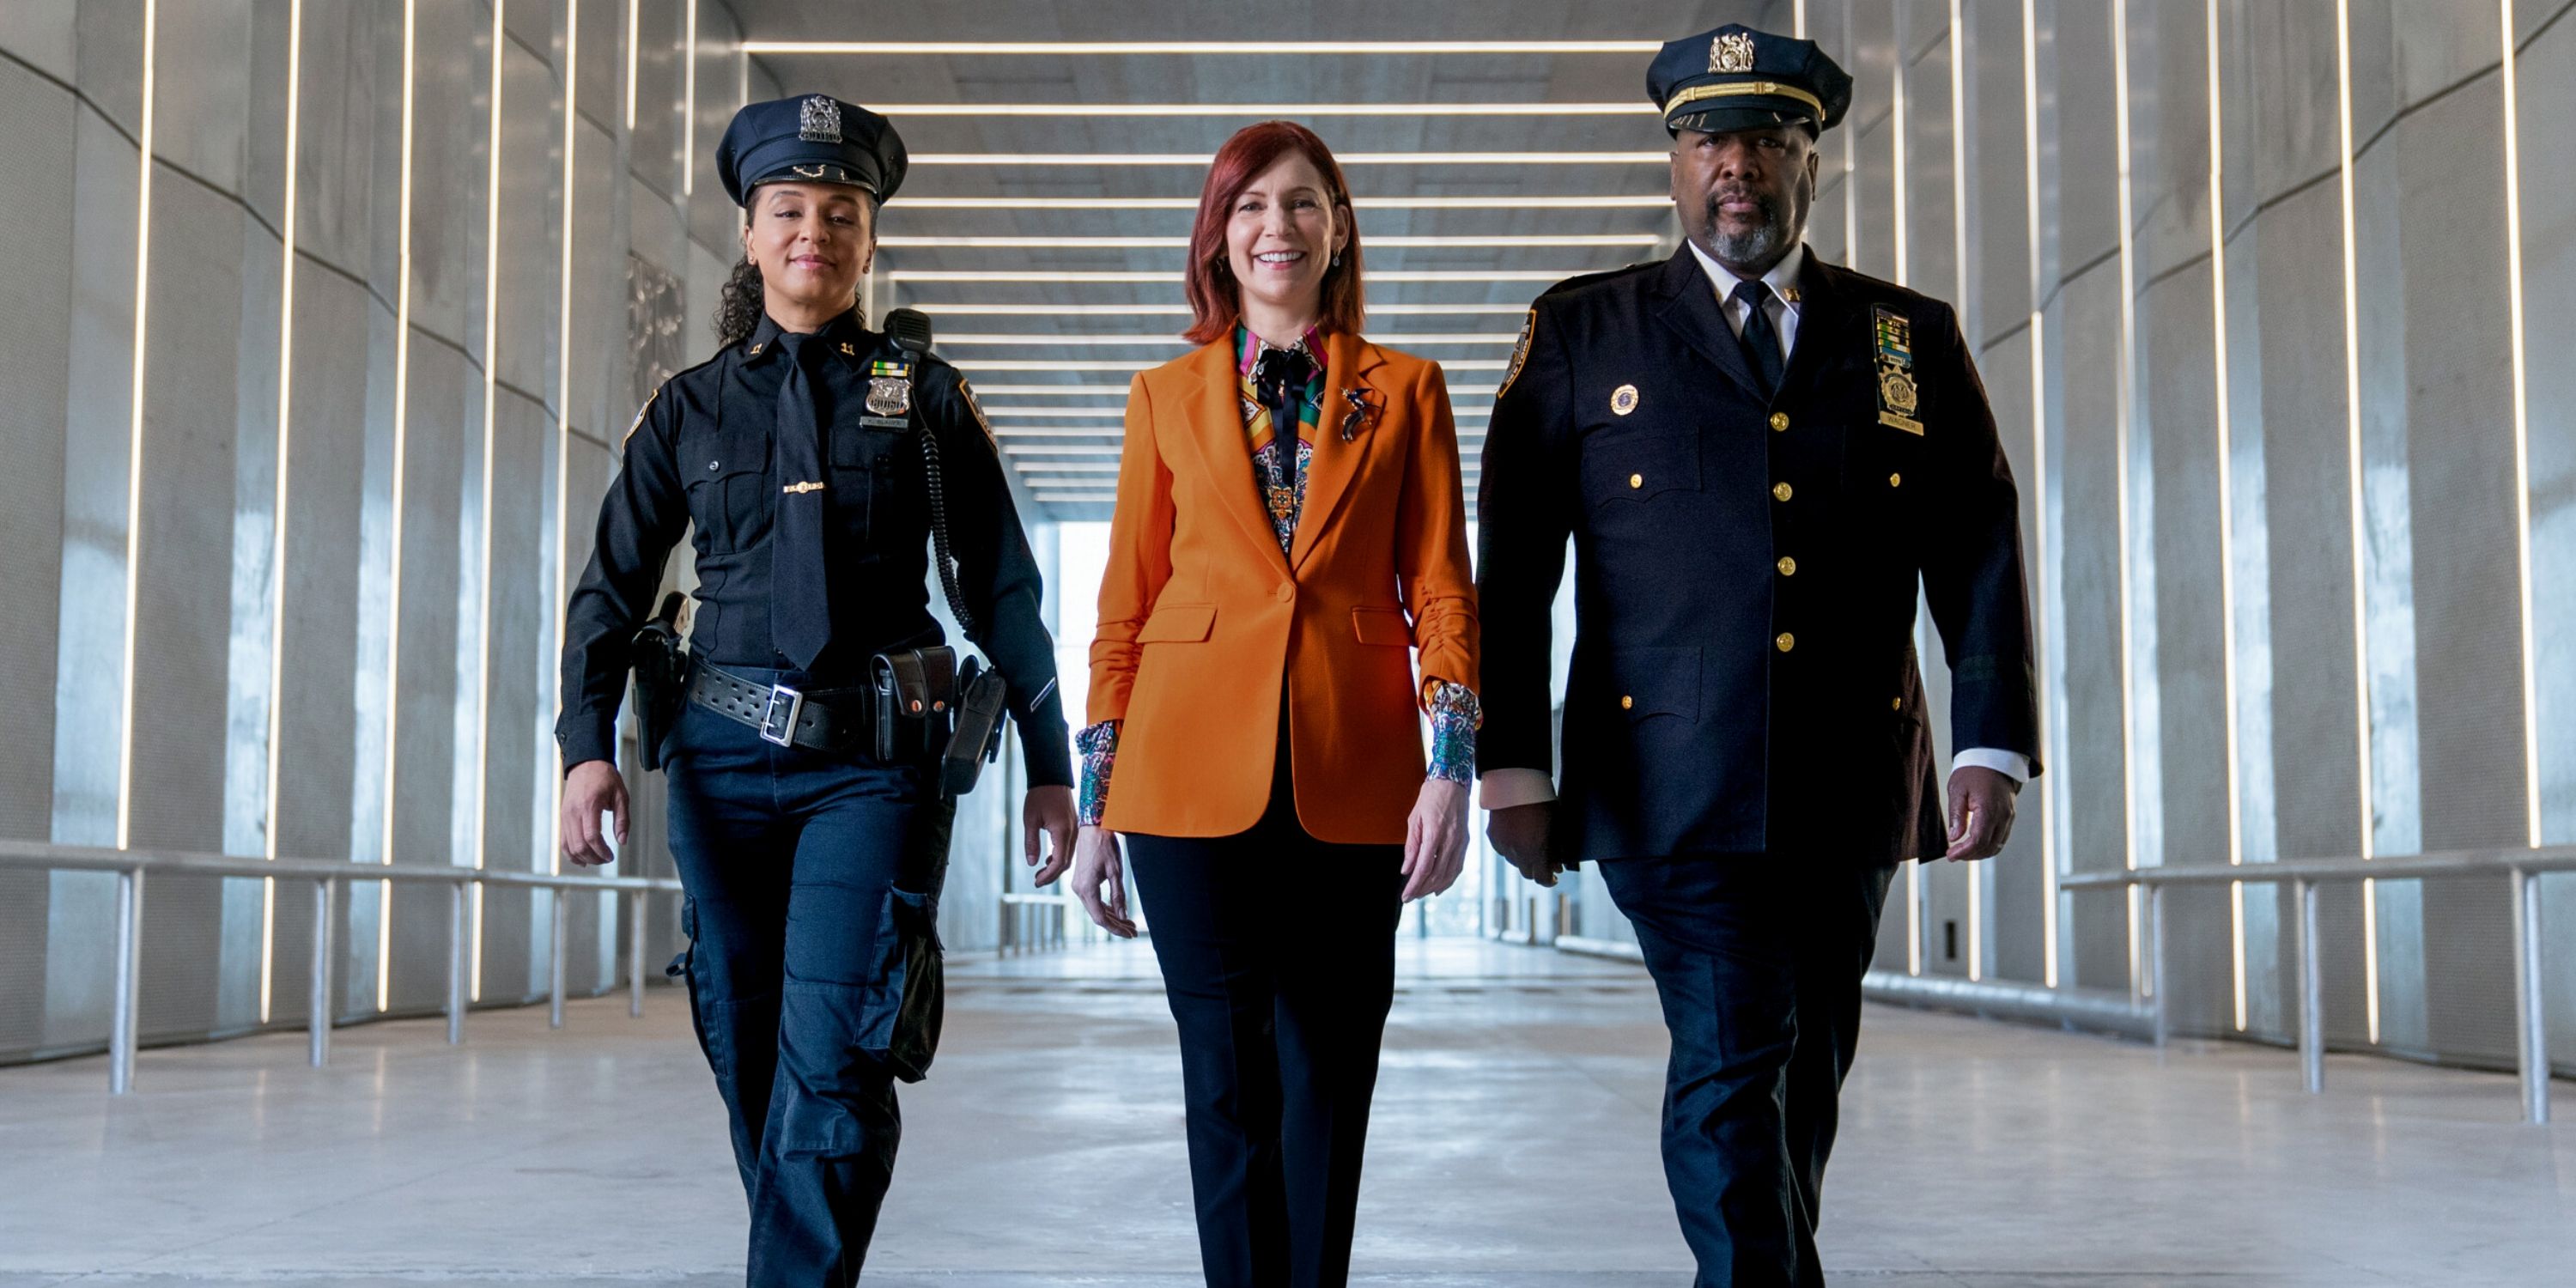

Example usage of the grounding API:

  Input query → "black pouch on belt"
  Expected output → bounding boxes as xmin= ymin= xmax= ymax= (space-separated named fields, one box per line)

xmin=871 ymin=646 xmax=957 ymax=766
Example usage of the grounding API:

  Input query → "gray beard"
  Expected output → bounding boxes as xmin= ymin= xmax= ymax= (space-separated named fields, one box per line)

xmin=1709 ymin=222 xmax=1784 ymax=265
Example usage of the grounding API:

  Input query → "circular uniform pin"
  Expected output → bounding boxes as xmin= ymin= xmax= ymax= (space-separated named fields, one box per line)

xmin=1611 ymin=384 xmax=1640 ymax=416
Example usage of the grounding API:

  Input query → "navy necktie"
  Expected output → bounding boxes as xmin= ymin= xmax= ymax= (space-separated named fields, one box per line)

xmin=769 ymin=332 xmax=832 ymax=670
xmin=1730 ymin=278 xmax=1784 ymax=401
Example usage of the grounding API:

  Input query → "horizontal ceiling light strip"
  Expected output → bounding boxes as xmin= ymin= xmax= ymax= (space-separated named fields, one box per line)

xmin=872 ymin=101 xmax=1656 ymax=117
xmin=941 ymin=331 xmax=1518 ymax=345
xmin=912 ymin=151 xmax=1665 ymax=167
xmin=1005 ymin=445 xmax=1128 ymax=455
xmin=880 ymin=234 xmax=1659 ymax=249
xmin=893 ymin=196 xmax=1671 ymax=210
xmin=894 ymin=270 xmax=1597 ymax=283
xmin=743 ymin=40 xmax=1664 ymax=55
xmin=915 ymin=302 xmax=1541 ymax=316
xmin=960 ymin=357 xmax=1507 ymax=372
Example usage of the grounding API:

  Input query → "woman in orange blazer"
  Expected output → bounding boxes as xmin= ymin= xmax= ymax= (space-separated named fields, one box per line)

xmin=1042 ymin=121 xmax=1478 ymax=1288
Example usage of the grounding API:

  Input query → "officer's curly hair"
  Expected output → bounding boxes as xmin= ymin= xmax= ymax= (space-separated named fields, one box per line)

xmin=714 ymin=258 xmax=768 ymax=351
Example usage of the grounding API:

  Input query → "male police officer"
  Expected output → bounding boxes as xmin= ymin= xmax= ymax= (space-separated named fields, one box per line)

xmin=1475 ymin=25 xmax=2040 ymax=1287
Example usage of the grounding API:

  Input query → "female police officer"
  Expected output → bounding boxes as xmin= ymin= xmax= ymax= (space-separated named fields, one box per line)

xmin=555 ymin=95 xmax=1077 ymax=1285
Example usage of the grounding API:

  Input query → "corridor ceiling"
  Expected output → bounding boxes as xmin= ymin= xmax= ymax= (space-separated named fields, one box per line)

xmin=729 ymin=1 xmax=1771 ymax=519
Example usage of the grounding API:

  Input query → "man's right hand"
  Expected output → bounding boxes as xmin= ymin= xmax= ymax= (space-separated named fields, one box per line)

xmin=1487 ymin=801 xmax=1562 ymax=888
xmin=561 ymin=759 xmax=628 ymax=868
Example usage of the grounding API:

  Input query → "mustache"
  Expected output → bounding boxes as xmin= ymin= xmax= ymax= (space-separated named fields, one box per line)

xmin=1705 ymin=185 xmax=1779 ymax=221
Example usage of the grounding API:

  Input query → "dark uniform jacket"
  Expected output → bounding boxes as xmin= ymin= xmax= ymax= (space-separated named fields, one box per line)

xmin=557 ymin=309 xmax=1072 ymax=786
xmin=1475 ymin=246 xmax=2038 ymax=865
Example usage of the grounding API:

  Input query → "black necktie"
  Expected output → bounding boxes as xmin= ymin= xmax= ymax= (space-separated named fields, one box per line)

xmin=769 ymin=332 xmax=832 ymax=670
xmin=1730 ymin=278 xmax=1784 ymax=401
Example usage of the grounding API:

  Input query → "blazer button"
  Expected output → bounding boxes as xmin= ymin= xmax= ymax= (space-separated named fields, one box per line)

xmin=1275 ymin=582 xmax=1294 ymax=603
xmin=1621 ymin=695 xmax=1634 ymax=710
xmin=1770 ymin=412 xmax=1789 ymax=432
xmin=1775 ymin=632 xmax=1796 ymax=653
xmin=1777 ymin=556 xmax=1796 ymax=576
xmin=1889 ymin=472 xmax=1903 ymax=488
xmin=1772 ymin=482 xmax=1793 ymax=502
xmin=1629 ymin=473 xmax=1643 ymax=489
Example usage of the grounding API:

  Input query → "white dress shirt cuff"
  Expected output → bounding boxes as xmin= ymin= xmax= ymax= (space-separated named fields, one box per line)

xmin=1953 ymin=748 xmax=2032 ymax=784
xmin=1477 ymin=768 xmax=1558 ymax=810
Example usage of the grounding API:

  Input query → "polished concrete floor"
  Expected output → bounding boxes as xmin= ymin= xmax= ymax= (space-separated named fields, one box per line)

xmin=1 ymin=938 xmax=2570 ymax=1286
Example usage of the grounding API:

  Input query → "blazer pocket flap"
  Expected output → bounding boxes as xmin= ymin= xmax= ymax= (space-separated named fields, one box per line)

xmin=1352 ymin=606 xmax=1413 ymax=647
xmin=1608 ymin=647 xmax=1701 ymax=721
xmin=1136 ymin=603 xmax=1217 ymax=644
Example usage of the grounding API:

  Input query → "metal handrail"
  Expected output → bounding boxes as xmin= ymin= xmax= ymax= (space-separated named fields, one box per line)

xmin=2059 ymin=844 xmax=2575 ymax=1124
xmin=0 ymin=838 xmax=683 ymax=1095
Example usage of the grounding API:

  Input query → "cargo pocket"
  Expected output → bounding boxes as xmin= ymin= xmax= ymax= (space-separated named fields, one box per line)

xmin=855 ymin=885 xmax=945 ymax=1084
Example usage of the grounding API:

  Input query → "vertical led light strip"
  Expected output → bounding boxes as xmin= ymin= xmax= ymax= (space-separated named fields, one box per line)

xmin=1891 ymin=51 xmax=1909 ymax=288
xmin=1891 ymin=33 xmax=1919 ymax=974
xmin=471 ymin=0 xmax=507 ymax=1002
xmin=378 ymin=0 xmax=421 ymax=1013
xmin=683 ymin=0 xmax=698 ymax=195
xmin=554 ymin=0 xmax=580 ymax=879
xmin=1950 ymin=0 xmax=1982 ymax=981
xmin=2024 ymin=0 xmax=2057 ymax=987
xmin=114 ymin=0 xmax=160 ymax=853
xmin=2500 ymin=0 xmax=2540 ymax=849
xmin=625 ymin=0 xmax=640 ymax=129
xmin=2208 ymin=0 xmax=2251 ymax=1031
xmin=2334 ymin=0 xmax=2382 ymax=1042
xmin=2111 ymin=0 xmax=2144 ymax=996
xmin=1794 ymin=0 xmax=1807 ymax=37
xmin=261 ymin=0 xmax=307 ymax=1024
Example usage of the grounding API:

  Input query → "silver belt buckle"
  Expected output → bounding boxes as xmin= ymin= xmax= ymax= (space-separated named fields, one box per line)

xmin=757 ymin=683 xmax=804 ymax=747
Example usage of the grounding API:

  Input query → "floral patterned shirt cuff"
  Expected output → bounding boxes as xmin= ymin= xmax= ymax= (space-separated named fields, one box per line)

xmin=1425 ymin=683 xmax=1481 ymax=786
xmin=1075 ymin=720 xmax=1120 ymax=826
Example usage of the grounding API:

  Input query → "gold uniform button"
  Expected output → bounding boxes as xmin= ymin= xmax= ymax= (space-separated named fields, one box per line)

xmin=1629 ymin=473 xmax=1643 ymax=489
xmin=1889 ymin=472 xmax=1903 ymax=488
xmin=1776 ymin=633 xmax=1796 ymax=653
xmin=1777 ymin=556 xmax=1797 ymax=576
xmin=1769 ymin=412 xmax=1789 ymax=432
xmin=1773 ymin=482 xmax=1793 ymax=502
xmin=1621 ymin=695 xmax=1635 ymax=710
xmin=1892 ymin=696 xmax=1905 ymax=711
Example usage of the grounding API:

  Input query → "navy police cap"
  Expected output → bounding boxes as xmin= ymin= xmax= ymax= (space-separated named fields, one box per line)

xmin=716 ymin=94 xmax=908 ymax=207
xmin=1648 ymin=24 xmax=1852 ymax=137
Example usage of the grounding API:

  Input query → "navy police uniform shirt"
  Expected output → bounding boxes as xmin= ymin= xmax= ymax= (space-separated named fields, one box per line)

xmin=1473 ymin=246 xmax=2040 ymax=864
xmin=557 ymin=307 xmax=1073 ymax=787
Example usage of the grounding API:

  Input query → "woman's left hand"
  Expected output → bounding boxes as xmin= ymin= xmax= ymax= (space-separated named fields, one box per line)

xmin=1400 ymin=777 xmax=1471 ymax=902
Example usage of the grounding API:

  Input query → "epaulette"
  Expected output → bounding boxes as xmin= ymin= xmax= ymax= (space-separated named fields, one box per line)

xmin=1537 ymin=259 xmax=1662 ymax=301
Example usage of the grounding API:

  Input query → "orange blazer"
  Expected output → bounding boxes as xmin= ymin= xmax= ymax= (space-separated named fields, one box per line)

xmin=1087 ymin=331 xmax=1478 ymax=844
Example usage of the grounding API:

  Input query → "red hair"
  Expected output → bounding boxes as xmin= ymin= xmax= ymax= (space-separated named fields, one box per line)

xmin=1182 ymin=121 xmax=1365 ymax=345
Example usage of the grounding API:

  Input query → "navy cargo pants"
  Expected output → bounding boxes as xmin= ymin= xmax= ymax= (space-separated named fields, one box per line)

xmin=662 ymin=673 xmax=956 ymax=1287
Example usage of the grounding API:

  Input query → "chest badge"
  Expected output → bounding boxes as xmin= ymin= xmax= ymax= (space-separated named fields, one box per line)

xmin=1873 ymin=306 xmax=1924 ymax=435
xmin=866 ymin=376 xmax=913 ymax=418
xmin=1610 ymin=384 xmax=1640 ymax=416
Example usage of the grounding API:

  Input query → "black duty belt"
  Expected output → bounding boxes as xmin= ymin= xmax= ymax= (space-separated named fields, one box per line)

xmin=689 ymin=661 xmax=874 ymax=754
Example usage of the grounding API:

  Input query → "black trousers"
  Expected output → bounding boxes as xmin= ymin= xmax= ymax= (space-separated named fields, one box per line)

xmin=662 ymin=683 xmax=956 ymax=1287
xmin=1595 ymin=854 xmax=1899 ymax=1288
xmin=1123 ymin=744 xmax=1407 ymax=1288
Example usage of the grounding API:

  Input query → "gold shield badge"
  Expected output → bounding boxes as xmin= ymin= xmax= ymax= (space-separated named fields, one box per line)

xmin=1872 ymin=306 xmax=1924 ymax=435
xmin=1712 ymin=31 xmax=1757 ymax=75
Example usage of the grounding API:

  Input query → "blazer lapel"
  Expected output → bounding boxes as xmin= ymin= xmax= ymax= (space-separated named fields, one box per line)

xmin=1169 ymin=337 xmax=1293 ymax=580
xmin=1289 ymin=331 xmax=1384 ymax=573
xmin=1650 ymin=246 xmax=1765 ymax=404
xmin=1776 ymin=246 xmax=1848 ymax=402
